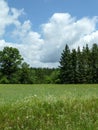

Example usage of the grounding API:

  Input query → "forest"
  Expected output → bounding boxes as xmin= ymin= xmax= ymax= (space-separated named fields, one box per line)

xmin=59 ymin=43 xmax=98 ymax=84
xmin=0 ymin=47 xmax=59 ymax=84
xmin=0 ymin=43 xmax=98 ymax=84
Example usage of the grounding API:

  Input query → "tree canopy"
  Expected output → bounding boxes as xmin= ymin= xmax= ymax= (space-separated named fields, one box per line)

xmin=0 ymin=44 xmax=98 ymax=84
xmin=59 ymin=43 xmax=98 ymax=84
xmin=0 ymin=47 xmax=23 ymax=82
xmin=0 ymin=47 xmax=57 ymax=84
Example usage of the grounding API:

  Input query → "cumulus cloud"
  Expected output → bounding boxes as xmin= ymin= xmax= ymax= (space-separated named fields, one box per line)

xmin=40 ymin=13 xmax=98 ymax=64
xmin=1 ymin=0 xmax=98 ymax=68
xmin=0 ymin=0 xmax=44 ymax=67
xmin=0 ymin=0 xmax=23 ymax=37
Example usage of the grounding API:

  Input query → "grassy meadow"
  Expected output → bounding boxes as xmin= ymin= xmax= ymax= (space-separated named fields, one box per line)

xmin=0 ymin=84 xmax=98 ymax=130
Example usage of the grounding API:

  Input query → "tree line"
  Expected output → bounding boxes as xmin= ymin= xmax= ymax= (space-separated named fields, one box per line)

xmin=0 ymin=44 xmax=98 ymax=84
xmin=59 ymin=43 xmax=98 ymax=84
xmin=0 ymin=46 xmax=59 ymax=84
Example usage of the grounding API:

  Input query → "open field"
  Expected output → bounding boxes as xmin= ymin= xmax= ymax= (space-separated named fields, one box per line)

xmin=0 ymin=84 xmax=98 ymax=130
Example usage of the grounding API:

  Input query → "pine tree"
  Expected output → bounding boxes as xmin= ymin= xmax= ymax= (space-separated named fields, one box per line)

xmin=82 ymin=44 xmax=91 ymax=83
xmin=90 ymin=44 xmax=98 ymax=83
xmin=76 ymin=47 xmax=85 ymax=83
xmin=70 ymin=49 xmax=77 ymax=83
xmin=59 ymin=44 xmax=72 ymax=83
xmin=59 ymin=43 xmax=98 ymax=84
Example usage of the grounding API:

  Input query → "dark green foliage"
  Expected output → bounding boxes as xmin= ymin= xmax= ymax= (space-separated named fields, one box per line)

xmin=30 ymin=68 xmax=58 ymax=84
xmin=0 ymin=47 xmax=23 ymax=83
xmin=76 ymin=47 xmax=84 ymax=83
xmin=90 ymin=44 xmax=98 ymax=83
xmin=0 ymin=47 xmax=58 ymax=84
xmin=59 ymin=43 xmax=98 ymax=84
xmin=59 ymin=45 xmax=72 ymax=83
xmin=70 ymin=49 xmax=77 ymax=83
xmin=19 ymin=62 xmax=34 ymax=84
xmin=0 ymin=76 xmax=9 ymax=84
xmin=0 ymin=44 xmax=98 ymax=84
xmin=45 ymin=69 xmax=60 ymax=84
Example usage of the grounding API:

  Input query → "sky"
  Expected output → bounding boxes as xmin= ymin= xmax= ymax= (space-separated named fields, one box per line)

xmin=1 ymin=0 xmax=98 ymax=68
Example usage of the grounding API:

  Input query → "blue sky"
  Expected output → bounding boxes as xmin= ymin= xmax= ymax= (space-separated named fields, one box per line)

xmin=1 ymin=0 xmax=98 ymax=67
xmin=7 ymin=0 xmax=98 ymax=30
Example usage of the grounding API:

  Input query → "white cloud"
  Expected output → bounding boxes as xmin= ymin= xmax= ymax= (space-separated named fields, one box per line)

xmin=0 ymin=0 xmax=23 ymax=37
xmin=40 ymin=13 xmax=98 ymax=64
xmin=1 ymin=0 xmax=98 ymax=68
xmin=12 ymin=20 xmax=44 ymax=67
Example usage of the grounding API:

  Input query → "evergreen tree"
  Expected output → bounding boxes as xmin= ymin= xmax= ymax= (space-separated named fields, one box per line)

xmin=82 ymin=44 xmax=91 ymax=83
xmin=76 ymin=47 xmax=85 ymax=83
xmin=59 ymin=44 xmax=72 ymax=83
xmin=59 ymin=44 xmax=98 ymax=84
xmin=70 ymin=49 xmax=77 ymax=83
xmin=90 ymin=44 xmax=98 ymax=83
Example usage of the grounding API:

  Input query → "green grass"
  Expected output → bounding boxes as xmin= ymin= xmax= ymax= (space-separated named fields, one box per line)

xmin=0 ymin=84 xmax=98 ymax=130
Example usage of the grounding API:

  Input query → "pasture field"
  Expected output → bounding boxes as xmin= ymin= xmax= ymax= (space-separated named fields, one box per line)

xmin=0 ymin=84 xmax=98 ymax=130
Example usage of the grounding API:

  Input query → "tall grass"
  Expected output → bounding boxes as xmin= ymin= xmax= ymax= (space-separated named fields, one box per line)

xmin=0 ymin=84 xmax=98 ymax=130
